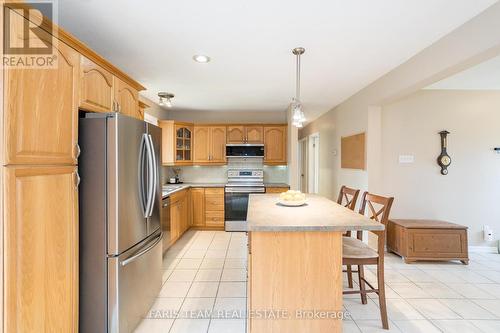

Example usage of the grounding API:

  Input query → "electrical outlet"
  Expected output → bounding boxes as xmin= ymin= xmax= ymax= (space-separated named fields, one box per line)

xmin=483 ymin=225 xmax=494 ymax=242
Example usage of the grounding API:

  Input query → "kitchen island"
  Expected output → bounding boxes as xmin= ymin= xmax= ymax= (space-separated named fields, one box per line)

xmin=246 ymin=194 xmax=384 ymax=333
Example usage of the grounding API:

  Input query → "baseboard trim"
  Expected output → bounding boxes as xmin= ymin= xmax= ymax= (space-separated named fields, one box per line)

xmin=469 ymin=246 xmax=499 ymax=254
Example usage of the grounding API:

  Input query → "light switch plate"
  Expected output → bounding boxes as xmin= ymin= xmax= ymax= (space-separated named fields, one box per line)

xmin=399 ymin=155 xmax=415 ymax=164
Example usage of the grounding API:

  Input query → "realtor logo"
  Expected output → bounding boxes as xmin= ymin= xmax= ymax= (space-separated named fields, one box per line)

xmin=3 ymin=1 xmax=57 ymax=68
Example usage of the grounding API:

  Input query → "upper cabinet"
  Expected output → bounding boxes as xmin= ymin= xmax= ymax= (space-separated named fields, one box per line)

xmin=159 ymin=121 xmax=194 ymax=165
xmin=138 ymin=100 xmax=151 ymax=120
xmin=79 ymin=57 xmax=114 ymax=113
xmin=245 ymin=126 xmax=264 ymax=143
xmin=210 ymin=127 xmax=227 ymax=163
xmin=227 ymin=126 xmax=245 ymax=143
xmin=79 ymin=60 xmax=142 ymax=119
xmin=264 ymin=125 xmax=287 ymax=165
xmin=194 ymin=126 xmax=227 ymax=164
xmin=3 ymin=9 xmax=79 ymax=165
xmin=227 ymin=125 xmax=263 ymax=144
xmin=114 ymin=77 xmax=140 ymax=119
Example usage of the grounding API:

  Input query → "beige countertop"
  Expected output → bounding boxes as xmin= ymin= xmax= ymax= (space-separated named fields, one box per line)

xmin=162 ymin=183 xmax=290 ymax=198
xmin=247 ymin=193 xmax=384 ymax=232
xmin=162 ymin=183 xmax=225 ymax=198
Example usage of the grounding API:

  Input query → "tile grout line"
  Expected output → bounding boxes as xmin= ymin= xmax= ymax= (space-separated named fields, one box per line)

xmin=167 ymin=230 xmax=207 ymax=333
xmin=207 ymin=231 xmax=233 ymax=333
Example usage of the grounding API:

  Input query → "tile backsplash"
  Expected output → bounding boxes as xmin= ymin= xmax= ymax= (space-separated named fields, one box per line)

xmin=162 ymin=165 xmax=288 ymax=184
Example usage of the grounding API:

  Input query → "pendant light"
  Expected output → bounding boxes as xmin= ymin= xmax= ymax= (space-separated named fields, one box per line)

xmin=158 ymin=92 xmax=174 ymax=108
xmin=291 ymin=47 xmax=306 ymax=128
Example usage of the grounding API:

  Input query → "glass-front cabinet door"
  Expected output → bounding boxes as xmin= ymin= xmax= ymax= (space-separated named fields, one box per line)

xmin=175 ymin=125 xmax=193 ymax=163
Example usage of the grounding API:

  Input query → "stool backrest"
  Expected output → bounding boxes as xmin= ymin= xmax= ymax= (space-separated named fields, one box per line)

xmin=358 ymin=192 xmax=394 ymax=255
xmin=337 ymin=185 xmax=360 ymax=211
xmin=359 ymin=192 xmax=394 ymax=228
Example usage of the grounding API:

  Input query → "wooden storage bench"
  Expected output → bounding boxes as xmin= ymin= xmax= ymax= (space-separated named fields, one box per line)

xmin=387 ymin=219 xmax=469 ymax=264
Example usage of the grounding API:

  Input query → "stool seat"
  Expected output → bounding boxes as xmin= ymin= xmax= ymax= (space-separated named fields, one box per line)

xmin=343 ymin=237 xmax=378 ymax=259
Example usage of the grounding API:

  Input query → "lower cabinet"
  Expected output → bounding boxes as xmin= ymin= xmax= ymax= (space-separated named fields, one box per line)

xmin=265 ymin=187 xmax=289 ymax=193
xmin=170 ymin=189 xmax=189 ymax=244
xmin=166 ymin=187 xmax=225 ymax=249
xmin=3 ymin=166 xmax=79 ymax=333
xmin=188 ymin=187 xmax=225 ymax=229
xmin=205 ymin=188 xmax=225 ymax=228
xmin=191 ymin=188 xmax=206 ymax=227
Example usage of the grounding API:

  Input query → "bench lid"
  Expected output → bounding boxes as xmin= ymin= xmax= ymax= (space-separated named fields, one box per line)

xmin=389 ymin=219 xmax=467 ymax=229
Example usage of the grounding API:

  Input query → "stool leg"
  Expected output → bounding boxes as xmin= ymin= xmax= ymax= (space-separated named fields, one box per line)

xmin=358 ymin=264 xmax=367 ymax=304
xmin=347 ymin=264 xmax=353 ymax=288
xmin=377 ymin=264 xmax=389 ymax=329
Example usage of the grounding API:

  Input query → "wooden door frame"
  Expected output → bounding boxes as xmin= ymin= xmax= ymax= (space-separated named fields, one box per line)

xmin=308 ymin=133 xmax=320 ymax=194
xmin=298 ymin=137 xmax=308 ymax=193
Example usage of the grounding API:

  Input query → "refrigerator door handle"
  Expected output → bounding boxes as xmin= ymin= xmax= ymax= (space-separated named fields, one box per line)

xmin=147 ymin=134 xmax=157 ymax=217
xmin=139 ymin=134 xmax=148 ymax=218
xmin=144 ymin=133 xmax=155 ymax=218
xmin=120 ymin=232 xmax=163 ymax=267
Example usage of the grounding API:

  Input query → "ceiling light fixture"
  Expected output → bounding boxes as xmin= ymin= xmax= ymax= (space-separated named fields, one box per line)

xmin=193 ymin=55 xmax=210 ymax=63
xmin=158 ymin=92 xmax=174 ymax=108
xmin=290 ymin=47 xmax=306 ymax=128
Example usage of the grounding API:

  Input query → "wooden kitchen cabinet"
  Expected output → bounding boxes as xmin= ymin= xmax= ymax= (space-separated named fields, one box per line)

xmin=210 ymin=127 xmax=227 ymax=162
xmin=193 ymin=126 xmax=227 ymax=164
xmin=3 ymin=10 xmax=79 ymax=165
xmin=264 ymin=125 xmax=287 ymax=165
xmin=227 ymin=126 xmax=245 ymax=143
xmin=80 ymin=58 xmax=142 ymax=119
xmin=266 ymin=187 xmax=289 ymax=193
xmin=188 ymin=187 xmax=225 ymax=229
xmin=3 ymin=166 xmax=79 ymax=333
xmin=227 ymin=125 xmax=263 ymax=144
xmin=245 ymin=126 xmax=264 ymax=143
xmin=79 ymin=56 xmax=114 ymax=113
xmin=170 ymin=189 xmax=189 ymax=244
xmin=205 ymin=188 xmax=225 ymax=228
xmin=114 ymin=77 xmax=141 ymax=119
xmin=138 ymin=100 xmax=150 ymax=120
xmin=191 ymin=188 xmax=206 ymax=227
xmin=159 ymin=121 xmax=194 ymax=165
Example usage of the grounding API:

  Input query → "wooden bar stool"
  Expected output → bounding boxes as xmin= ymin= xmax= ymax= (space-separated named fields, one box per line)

xmin=337 ymin=185 xmax=360 ymax=287
xmin=342 ymin=192 xmax=394 ymax=330
xmin=337 ymin=185 xmax=360 ymax=211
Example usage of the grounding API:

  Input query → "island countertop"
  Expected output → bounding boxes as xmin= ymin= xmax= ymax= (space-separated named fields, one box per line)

xmin=247 ymin=193 xmax=384 ymax=232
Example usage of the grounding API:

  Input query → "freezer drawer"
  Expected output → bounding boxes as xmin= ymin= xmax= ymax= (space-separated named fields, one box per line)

xmin=108 ymin=231 xmax=163 ymax=333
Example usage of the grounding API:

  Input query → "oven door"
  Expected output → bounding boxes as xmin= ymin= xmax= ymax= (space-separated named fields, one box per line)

xmin=225 ymin=191 xmax=250 ymax=222
xmin=224 ymin=187 xmax=264 ymax=231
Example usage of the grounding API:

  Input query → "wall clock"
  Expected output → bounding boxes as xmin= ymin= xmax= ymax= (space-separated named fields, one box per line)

xmin=437 ymin=130 xmax=451 ymax=175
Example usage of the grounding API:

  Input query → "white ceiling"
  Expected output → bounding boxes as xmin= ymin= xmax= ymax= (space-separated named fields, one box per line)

xmin=58 ymin=0 xmax=497 ymax=122
xmin=426 ymin=54 xmax=500 ymax=90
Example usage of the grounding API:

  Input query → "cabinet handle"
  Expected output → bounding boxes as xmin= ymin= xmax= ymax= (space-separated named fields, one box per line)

xmin=74 ymin=143 xmax=81 ymax=159
xmin=74 ymin=170 xmax=81 ymax=189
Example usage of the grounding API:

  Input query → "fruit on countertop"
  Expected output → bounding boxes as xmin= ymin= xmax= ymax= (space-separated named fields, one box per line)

xmin=279 ymin=190 xmax=306 ymax=202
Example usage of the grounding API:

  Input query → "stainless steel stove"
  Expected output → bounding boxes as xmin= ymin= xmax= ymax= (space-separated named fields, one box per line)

xmin=225 ymin=168 xmax=265 ymax=231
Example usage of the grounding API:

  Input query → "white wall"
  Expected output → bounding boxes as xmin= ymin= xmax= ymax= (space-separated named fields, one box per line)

xmin=299 ymin=2 xmax=500 ymax=208
xmin=299 ymin=103 xmax=368 ymax=201
xmin=381 ymin=90 xmax=500 ymax=246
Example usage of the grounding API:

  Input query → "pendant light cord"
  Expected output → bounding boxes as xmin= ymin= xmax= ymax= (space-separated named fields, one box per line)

xmin=296 ymin=53 xmax=301 ymax=102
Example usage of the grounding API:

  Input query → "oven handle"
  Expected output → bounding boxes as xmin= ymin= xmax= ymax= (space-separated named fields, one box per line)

xmin=225 ymin=188 xmax=265 ymax=193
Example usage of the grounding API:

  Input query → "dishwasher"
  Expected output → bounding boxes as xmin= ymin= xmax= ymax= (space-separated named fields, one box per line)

xmin=161 ymin=197 xmax=171 ymax=254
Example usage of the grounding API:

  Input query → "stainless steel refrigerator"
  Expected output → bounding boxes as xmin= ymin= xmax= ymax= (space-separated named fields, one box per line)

xmin=79 ymin=113 xmax=163 ymax=333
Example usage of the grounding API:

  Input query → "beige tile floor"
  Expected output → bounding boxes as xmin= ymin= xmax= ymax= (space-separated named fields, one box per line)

xmin=135 ymin=230 xmax=500 ymax=333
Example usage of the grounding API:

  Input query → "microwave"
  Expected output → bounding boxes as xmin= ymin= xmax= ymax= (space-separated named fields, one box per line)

xmin=226 ymin=144 xmax=264 ymax=157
